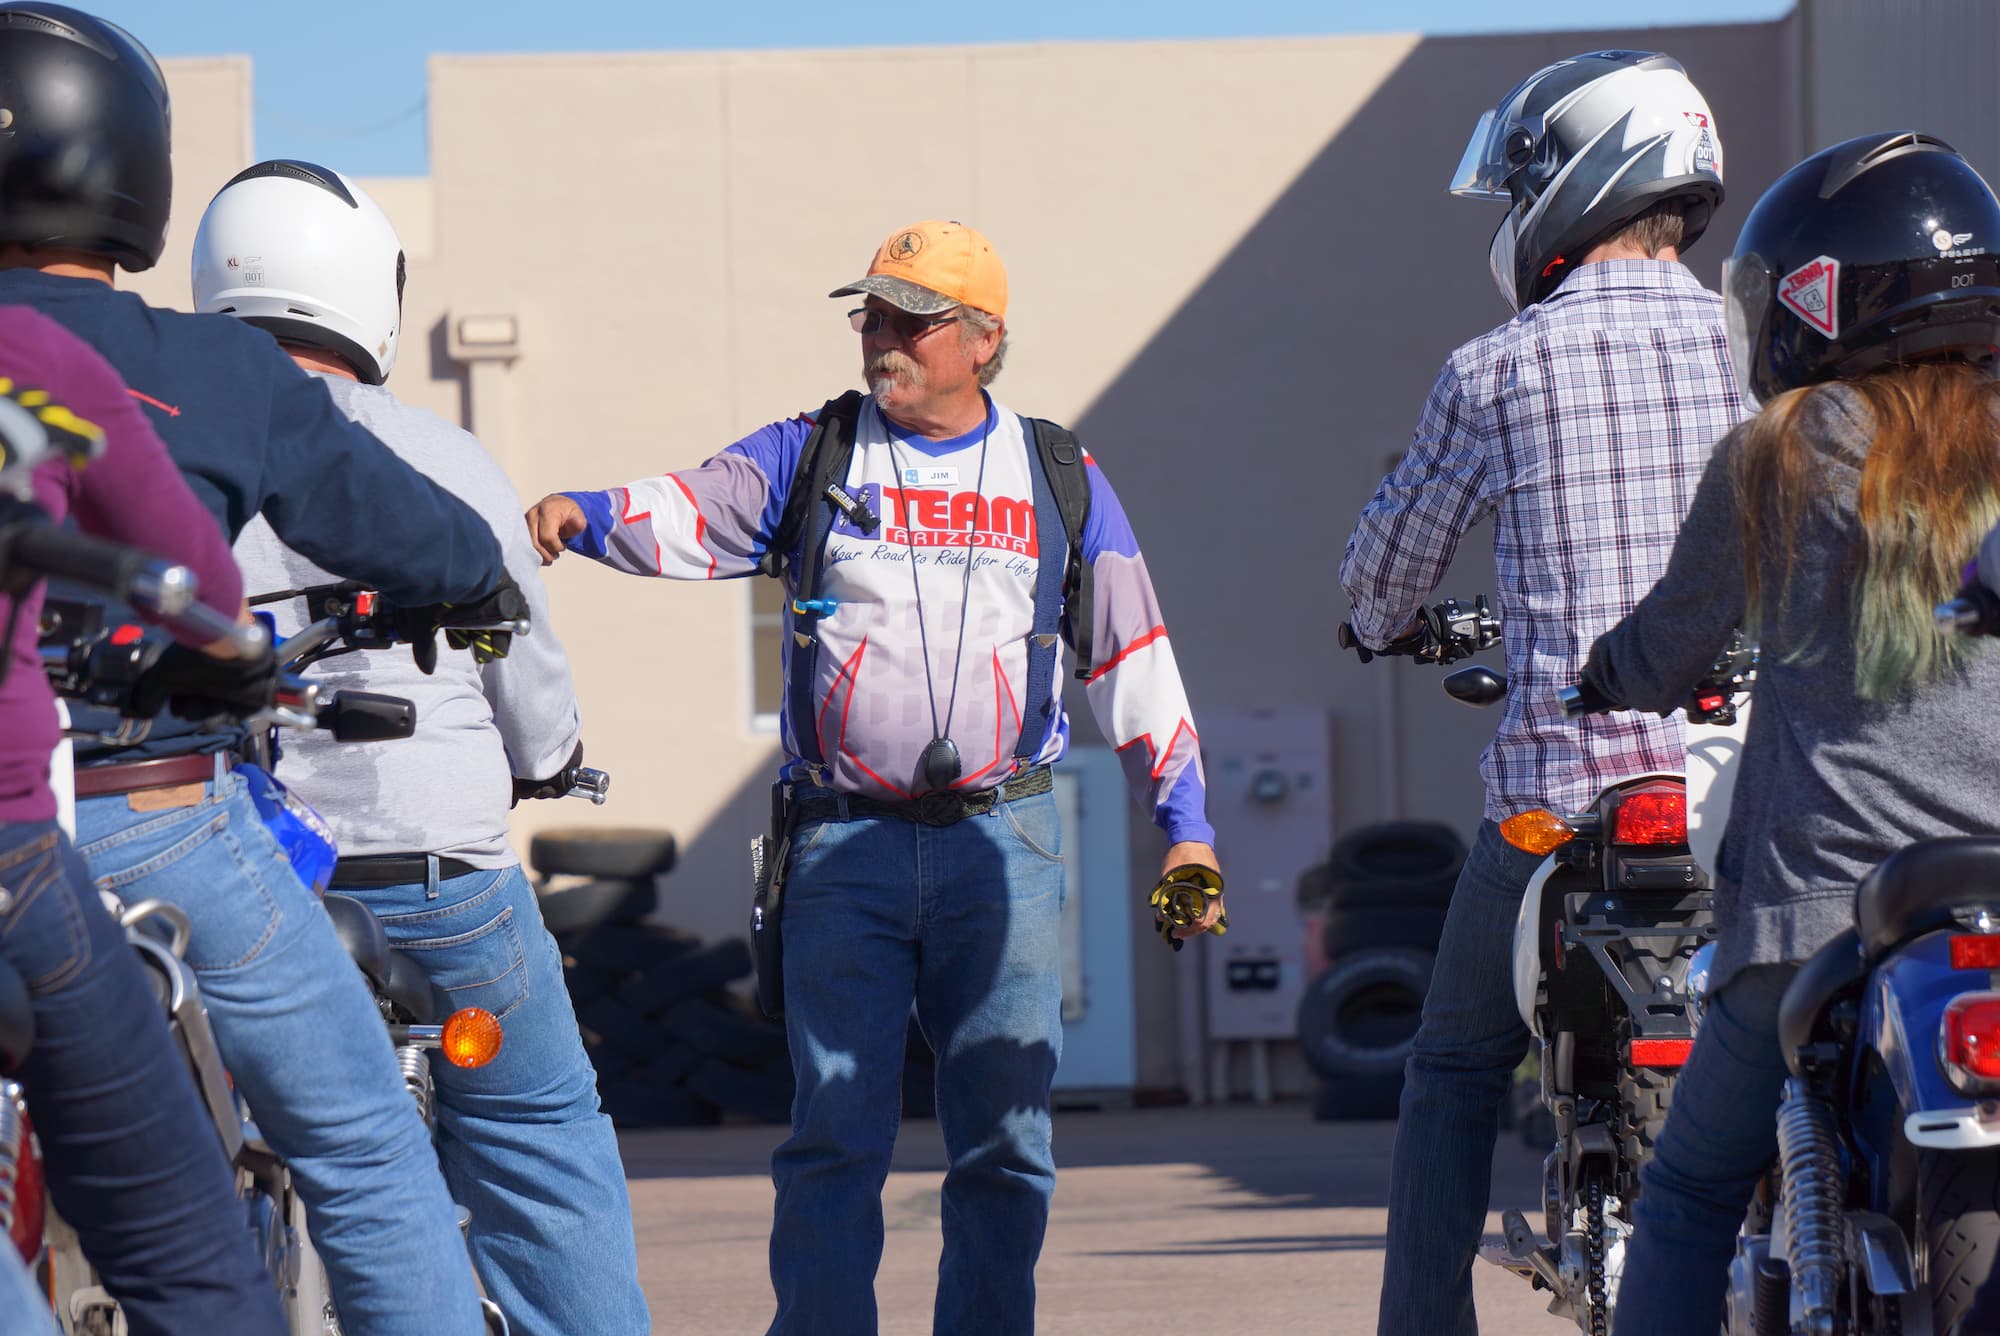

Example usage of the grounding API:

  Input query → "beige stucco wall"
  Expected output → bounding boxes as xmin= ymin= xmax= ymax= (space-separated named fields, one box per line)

xmin=150 ymin=21 xmax=1798 ymax=1090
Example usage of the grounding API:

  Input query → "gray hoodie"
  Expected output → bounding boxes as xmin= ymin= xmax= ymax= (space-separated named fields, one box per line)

xmin=1582 ymin=382 xmax=2000 ymax=990
xmin=234 ymin=374 xmax=581 ymax=867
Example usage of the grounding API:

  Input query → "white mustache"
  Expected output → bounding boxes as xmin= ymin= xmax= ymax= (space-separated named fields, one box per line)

xmin=866 ymin=350 xmax=922 ymax=382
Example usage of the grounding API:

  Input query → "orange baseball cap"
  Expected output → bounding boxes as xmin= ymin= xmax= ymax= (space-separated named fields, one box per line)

xmin=829 ymin=219 xmax=1008 ymax=318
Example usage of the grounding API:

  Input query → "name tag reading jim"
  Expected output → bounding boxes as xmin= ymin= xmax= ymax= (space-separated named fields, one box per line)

xmin=901 ymin=465 xmax=959 ymax=487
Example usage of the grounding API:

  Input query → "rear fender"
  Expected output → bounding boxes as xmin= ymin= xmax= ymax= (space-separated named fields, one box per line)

xmin=1864 ymin=932 xmax=2000 ymax=1150
xmin=1684 ymin=709 xmax=1748 ymax=880
xmin=1514 ymin=854 xmax=1559 ymax=1033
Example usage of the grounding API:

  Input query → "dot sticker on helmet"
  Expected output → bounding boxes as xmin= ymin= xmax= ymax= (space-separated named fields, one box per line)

xmin=1778 ymin=255 xmax=1840 ymax=339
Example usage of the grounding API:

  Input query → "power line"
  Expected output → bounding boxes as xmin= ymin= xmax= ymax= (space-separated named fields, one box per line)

xmin=252 ymin=95 xmax=427 ymax=139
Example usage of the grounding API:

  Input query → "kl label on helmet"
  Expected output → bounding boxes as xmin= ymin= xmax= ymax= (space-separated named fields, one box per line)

xmin=1778 ymin=255 xmax=1840 ymax=338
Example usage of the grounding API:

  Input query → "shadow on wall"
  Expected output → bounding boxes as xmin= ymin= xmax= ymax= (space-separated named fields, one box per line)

xmin=640 ymin=739 xmax=785 ymax=949
xmin=1060 ymin=19 xmax=1799 ymax=850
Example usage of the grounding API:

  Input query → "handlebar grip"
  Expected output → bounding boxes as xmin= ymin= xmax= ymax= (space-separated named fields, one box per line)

xmin=5 ymin=521 xmax=176 ymax=604
xmin=1558 ymin=681 xmax=1615 ymax=719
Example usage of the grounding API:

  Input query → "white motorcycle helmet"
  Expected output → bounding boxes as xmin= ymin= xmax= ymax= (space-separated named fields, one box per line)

xmin=191 ymin=159 xmax=405 ymax=384
xmin=1449 ymin=50 xmax=1725 ymax=313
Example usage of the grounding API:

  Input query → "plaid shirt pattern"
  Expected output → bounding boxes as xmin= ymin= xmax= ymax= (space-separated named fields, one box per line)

xmin=1341 ymin=260 xmax=1748 ymax=822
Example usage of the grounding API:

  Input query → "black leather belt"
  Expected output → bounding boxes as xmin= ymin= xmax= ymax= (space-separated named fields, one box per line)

xmin=329 ymin=854 xmax=479 ymax=888
xmin=795 ymin=765 xmax=1053 ymax=828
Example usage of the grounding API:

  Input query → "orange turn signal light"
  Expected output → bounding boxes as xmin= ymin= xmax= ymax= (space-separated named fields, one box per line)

xmin=1500 ymin=810 xmax=1578 ymax=856
xmin=440 ymin=1007 xmax=504 ymax=1069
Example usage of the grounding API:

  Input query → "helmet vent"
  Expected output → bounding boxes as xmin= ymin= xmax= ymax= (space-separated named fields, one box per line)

xmin=285 ymin=307 xmax=318 ymax=318
xmin=218 ymin=159 xmax=357 ymax=209
xmin=1823 ymin=132 xmax=1961 ymax=199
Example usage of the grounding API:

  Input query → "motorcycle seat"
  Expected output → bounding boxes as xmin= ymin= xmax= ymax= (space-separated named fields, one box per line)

xmin=1854 ymin=837 xmax=2000 ymax=960
xmin=323 ymin=893 xmax=392 ymax=991
xmin=1777 ymin=926 xmax=1866 ymax=1077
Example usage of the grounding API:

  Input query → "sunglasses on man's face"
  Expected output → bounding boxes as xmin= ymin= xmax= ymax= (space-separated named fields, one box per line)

xmin=848 ymin=306 xmax=959 ymax=341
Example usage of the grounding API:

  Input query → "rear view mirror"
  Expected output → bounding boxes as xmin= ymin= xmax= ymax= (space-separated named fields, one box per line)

xmin=322 ymin=690 xmax=416 ymax=742
xmin=1443 ymin=665 xmax=1508 ymax=708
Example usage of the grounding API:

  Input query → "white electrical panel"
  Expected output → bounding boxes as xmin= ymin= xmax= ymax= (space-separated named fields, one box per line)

xmin=1198 ymin=708 xmax=1334 ymax=1041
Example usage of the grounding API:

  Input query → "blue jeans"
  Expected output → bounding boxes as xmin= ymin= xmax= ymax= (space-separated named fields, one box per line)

xmin=1614 ymin=965 xmax=1793 ymax=1336
xmin=342 ymin=861 xmax=647 ymax=1336
xmin=1378 ymin=820 xmax=1547 ymax=1336
xmin=769 ymin=785 xmax=1067 ymax=1336
xmin=72 ymin=770 xmax=483 ymax=1334
xmin=0 ymin=1238 xmax=54 ymax=1335
xmin=0 ymin=822 xmax=280 ymax=1336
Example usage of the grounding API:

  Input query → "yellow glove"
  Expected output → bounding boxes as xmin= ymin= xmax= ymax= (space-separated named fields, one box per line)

xmin=1149 ymin=864 xmax=1228 ymax=952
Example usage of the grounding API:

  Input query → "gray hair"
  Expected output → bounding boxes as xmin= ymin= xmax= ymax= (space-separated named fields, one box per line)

xmin=957 ymin=305 xmax=1008 ymax=387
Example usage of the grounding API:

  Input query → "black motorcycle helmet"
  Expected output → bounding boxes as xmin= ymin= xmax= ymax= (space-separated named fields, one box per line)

xmin=1725 ymin=132 xmax=2000 ymax=404
xmin=0 ymin=3 xmax=170 ymax=272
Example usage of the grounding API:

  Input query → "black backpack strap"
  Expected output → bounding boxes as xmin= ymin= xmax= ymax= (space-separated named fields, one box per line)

xmin=775 ymin=391 xmax=864 ymax=771
xmin=1013 ymin=417 xmax=1095 ymax=765
xmin=1027 ymin=418 xmax=1095 ymax=680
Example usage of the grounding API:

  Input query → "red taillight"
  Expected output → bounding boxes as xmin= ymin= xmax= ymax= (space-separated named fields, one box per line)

xmin=354 ymin=590 xmax=377 ymax=617
xmin=1694 ymin=692 xmax=1727 ymax=715
xmin=2 ymin=1100 xmax=43 ymax=1264
xmin=1630 ymin=1039 xmax=1694 ymax=1068
xmin=1942 ymin=993 xmax=2000 ymax=1083
xmin=1952 ymin=935 xmax=2000 ymax=970
xmin=1612 ymin=785 xmax=1688 ymax=846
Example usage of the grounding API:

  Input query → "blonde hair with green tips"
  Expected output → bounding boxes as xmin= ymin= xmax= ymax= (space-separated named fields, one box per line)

xmin=1735 ymin=362 xmax=2000 ymax=700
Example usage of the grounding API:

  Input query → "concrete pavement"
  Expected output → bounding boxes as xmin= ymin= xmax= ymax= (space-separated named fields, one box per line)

xmin=622 ymin=1104 xmax=1568 ymax=1334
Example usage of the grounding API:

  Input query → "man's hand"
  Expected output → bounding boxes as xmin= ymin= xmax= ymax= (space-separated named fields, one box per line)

xmin=1339 ymin=615 xmax=1429 ymax=665
xmin=526 ymin=494 xmax=587 ymax=566
xmin=1155 ymin=842 xmax=1226 ymax=943
xmin=393 ymin=575 xmax=529 ymax=670
xmin=131 ymin=641 xmax=280 ymax=722
xmin=512 ymin=741 xmax=585 ymax=807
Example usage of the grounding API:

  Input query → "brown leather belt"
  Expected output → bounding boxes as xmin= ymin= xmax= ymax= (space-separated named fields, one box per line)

xmin=73 ymin=751 xmax=236 ymax=800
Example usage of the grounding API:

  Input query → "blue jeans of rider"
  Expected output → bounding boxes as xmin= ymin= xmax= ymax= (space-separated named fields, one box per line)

xmin=1613 ymin=964 xmax=1795 ymax=1336
xmin=1378 ymin=819 xmax=1547 ymax=1336
xmin=71 ymin=767 xmax=484 ymax=1334
xmin=346 ymin=860 xmax=648 ymax=1336
xmin=769 ymin=785 xmax=1067 ymax=1336
xmin=0 ymin=1239 xmax=55 ymax=1336
xmin=0 ymin=822 xmax=280 ymax=1336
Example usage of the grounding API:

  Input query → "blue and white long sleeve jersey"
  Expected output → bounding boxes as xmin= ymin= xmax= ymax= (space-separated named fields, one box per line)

xmin=564 ymin=394 xmax=1212 ymax=845
xmin=1340 ymin=260 xmax=1748 ymax=823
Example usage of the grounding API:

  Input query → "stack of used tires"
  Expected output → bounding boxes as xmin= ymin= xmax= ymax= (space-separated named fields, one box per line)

xmin=1295 ymin=821 xmax=1466 ymax=1121
xmin=532 ymin=828 xmax=794 ymax=1128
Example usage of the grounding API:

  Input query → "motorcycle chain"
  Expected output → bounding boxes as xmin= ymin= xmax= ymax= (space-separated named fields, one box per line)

xmin=1586 ymin=1178 xmax=1608 ymax=1336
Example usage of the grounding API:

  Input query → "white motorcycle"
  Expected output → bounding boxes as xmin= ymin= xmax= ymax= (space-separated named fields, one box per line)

xmin=1440 ymin=621 xmax=1754 ymax=1335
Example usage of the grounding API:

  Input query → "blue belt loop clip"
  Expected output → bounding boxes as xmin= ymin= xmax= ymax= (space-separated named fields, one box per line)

xmin=791 ymin=597 xmax=839 ymax=617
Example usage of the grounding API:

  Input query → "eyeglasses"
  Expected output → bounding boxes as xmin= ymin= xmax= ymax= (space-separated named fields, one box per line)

xmin=848 ymin=306 xmax=959 ymax=341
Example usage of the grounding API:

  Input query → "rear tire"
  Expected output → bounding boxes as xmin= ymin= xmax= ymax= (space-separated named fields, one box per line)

xmin=1918 ymin=1148 xmax=2000 ymax=1334
xmin=1616 ymin=1063 xmax=1676 ymax=1192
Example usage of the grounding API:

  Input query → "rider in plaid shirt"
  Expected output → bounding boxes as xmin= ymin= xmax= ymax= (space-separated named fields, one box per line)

xmin=1338 ymin=52 xmax=1747 ymax=1335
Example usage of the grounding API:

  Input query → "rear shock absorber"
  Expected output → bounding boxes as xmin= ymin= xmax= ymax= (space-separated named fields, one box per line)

xmin=1774 ymin=1078 xmax=1843 ymax=1336
xmin=0 ymin=1082 xmax=24 ymax=1233
xmin=396 ymin=1043 xmax=436 ymax=1127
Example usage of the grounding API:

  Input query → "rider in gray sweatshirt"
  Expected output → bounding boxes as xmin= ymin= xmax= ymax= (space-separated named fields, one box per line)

xmin=199 ymin=161 xmax=649 ymax=1336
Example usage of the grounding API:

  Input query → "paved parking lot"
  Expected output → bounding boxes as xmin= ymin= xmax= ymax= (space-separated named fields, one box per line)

xmin=623 ymin=1103 xmax=1563 ymax=1334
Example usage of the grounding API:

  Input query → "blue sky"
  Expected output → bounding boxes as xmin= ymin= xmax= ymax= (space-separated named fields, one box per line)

xmin=91 ymin=0 xmax=1794 ymax=177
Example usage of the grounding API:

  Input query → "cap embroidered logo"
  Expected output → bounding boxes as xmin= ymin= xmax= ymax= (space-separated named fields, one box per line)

xmin=1778 ymin=255 xmax=1840 ymax=339
xmin=888 ymin=230 xmax=925 ymax=263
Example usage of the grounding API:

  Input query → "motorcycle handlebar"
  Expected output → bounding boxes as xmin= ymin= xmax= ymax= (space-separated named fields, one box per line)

xmin=1558 ymin=682 xmax=1614 ymax=719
